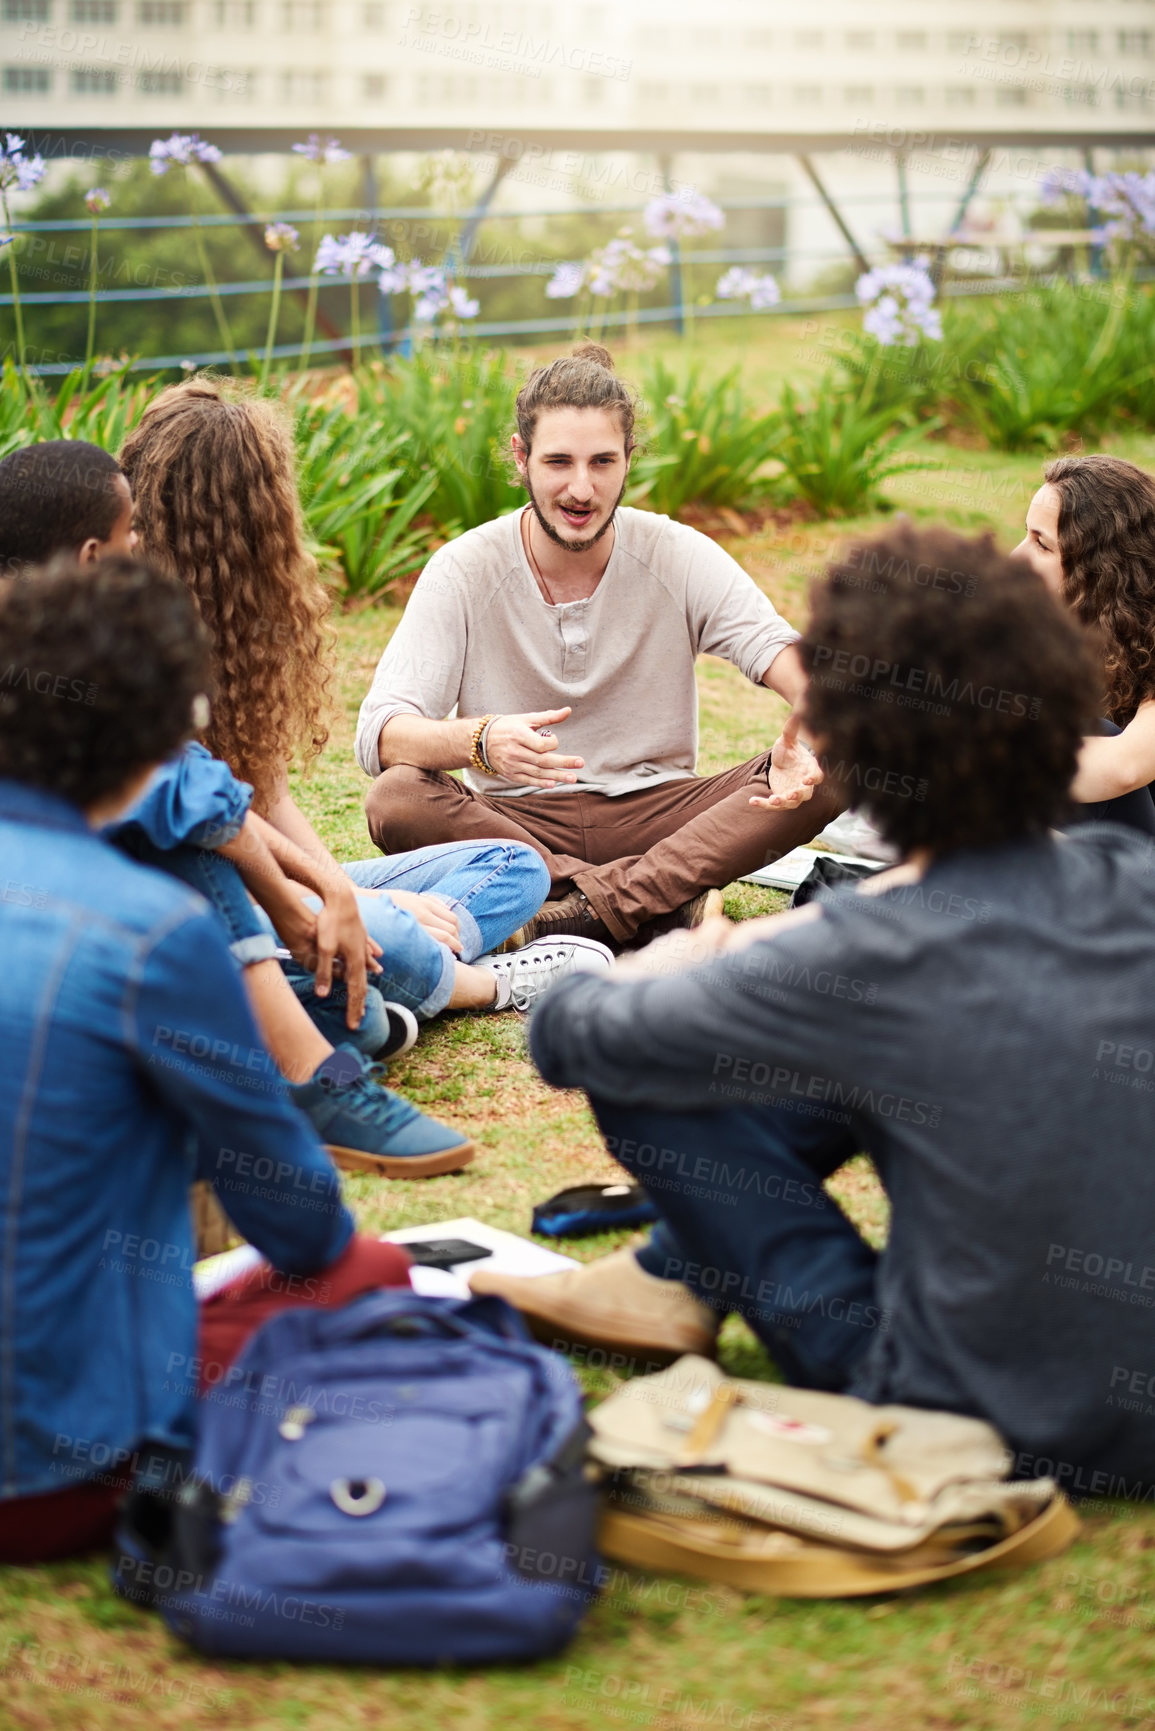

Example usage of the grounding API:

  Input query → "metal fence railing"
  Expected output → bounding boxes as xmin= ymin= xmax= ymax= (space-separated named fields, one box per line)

xmin=0 ymin=186 xmax=1126 ymax=375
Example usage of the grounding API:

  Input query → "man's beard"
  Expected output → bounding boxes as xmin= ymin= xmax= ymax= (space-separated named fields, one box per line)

xmin=524 ymin=470 xmax=627 ymax=555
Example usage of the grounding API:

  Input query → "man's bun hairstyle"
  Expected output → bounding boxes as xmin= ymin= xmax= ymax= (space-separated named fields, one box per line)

xmin=514 ymin=339 xmax=636 ymax=455
xmin=801 ymin=523 xmax=1099 ymax=856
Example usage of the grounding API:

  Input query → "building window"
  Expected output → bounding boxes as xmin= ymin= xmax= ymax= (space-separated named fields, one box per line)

xmin=1119 ymin=32 xmax=1151 ymax=56
xmin=362 ymin=0 xmax=384 ymax=23
xmin=216 ymin=66 xmax=255 ymax=97
xmin=945 ymin=85 xmax=976 ymax=107
xmin=638 ymin=81 xmax=668 ymax=104
xmin=845 ymin=85 xmax=874 ymax=106
xmin=1067 ymin=31 xmax=1098 ymax=55
xmin=743 ymin=28 xmax=772 ymax=50
xmin=3 ymin=63 xmax=52 ymax=89
xmin=137 ymin=0 xmax=185 ymax=21
xmin=743 ymin=83 xmax=771 ymax=106
xmin=583 ymin=75 xmax=605 ymax=105
xmin=793 ymin=30 xmax=822 ymax=50
xmin=72 ymin=0 xmax=117 ymax=17
xmin=138 ymin=67 xmax=183 ymax=91
xmin=995 ymin=84 xmax=1028 ymax=107
xmin=896 ymin=86 xmax=925 ymax=105
xmin=846 ymin=31 xmax=874 ymax=51
xmin=279 ymin=67 xmax=329 ymax=100
xmin=947 ymin=32 xmax=972 ymax=55
xmin=281 ymin=0 xmax=324 ymax=27
xmin=214 ymin=0 xmax=256 ymax=21
xmin=2 ymin=0 xmax=50 ymax=18
xmin=1064 ymin=83 xmax=1098 ymax=107
xmin=792 ymin=84 xmax=821 ymax=105
xmin=897 ymin=31 xmax=926 ymax=51
xmin=72 ymin=65 xmax=119 ymax=91
xmin=690 ymin=82 xmax=719 ymax=105
xmin=362 ymin=71 xmax=385 ymax=99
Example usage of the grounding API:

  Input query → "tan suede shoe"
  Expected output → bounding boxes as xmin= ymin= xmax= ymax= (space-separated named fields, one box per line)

xmin=468 ymin=1245 xmax=719 ymax=1370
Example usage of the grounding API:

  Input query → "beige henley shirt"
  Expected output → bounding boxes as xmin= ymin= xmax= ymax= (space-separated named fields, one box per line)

xmin=354 ymin=505 xmax=800 ymax=797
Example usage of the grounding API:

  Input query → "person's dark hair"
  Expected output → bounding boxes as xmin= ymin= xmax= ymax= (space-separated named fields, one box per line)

xmin=0 ymin=440 xmax=125 ymax=575
xmin=0 ymin=556 xmax=210 ymax=809
xmin=801 ymin=524 xmax=1099 ymax=856
xmin=514 ymin=340 xmax=637 ymax=455
xmin=1043 ymin=453 xmax=1155 ymax=725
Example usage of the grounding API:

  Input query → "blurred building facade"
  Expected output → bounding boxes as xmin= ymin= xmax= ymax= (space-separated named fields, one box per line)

xmin=3 ymin=0 xmax=1153 ymax=279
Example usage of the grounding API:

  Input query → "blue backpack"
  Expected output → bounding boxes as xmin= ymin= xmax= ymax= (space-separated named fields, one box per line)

xmin=117 ymin=1291 xmax=602 ymax=1666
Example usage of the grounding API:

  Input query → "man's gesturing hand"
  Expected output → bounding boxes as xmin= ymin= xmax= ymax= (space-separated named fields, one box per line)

xmin=749 ymin=711 xmax=825 ymax=812
xmin=483 ymin=708 xmax=585 ymax=788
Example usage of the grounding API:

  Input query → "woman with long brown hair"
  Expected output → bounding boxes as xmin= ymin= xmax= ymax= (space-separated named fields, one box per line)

xmin=1014 ymin=453 xmax=1155 ymax=829
xmin=120 ymin=378 xmax=605 ymax=1040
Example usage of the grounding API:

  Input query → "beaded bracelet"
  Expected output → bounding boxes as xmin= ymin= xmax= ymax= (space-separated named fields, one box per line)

xmin=468 ymin=713 xmax=498 ymax=771
xmin=477 ymin=716 xmax=499 ymax=774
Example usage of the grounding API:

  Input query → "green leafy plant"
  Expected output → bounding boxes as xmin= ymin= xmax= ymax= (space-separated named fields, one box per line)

xmin=774 ymin=373 xmax=938 ymax=517
xmin=373 ymin=348 xmax=523 ymax=534
xmin=293 ymin=388 xmax=439 ymax=600
xmin=631 ymin=359 xmax=785 ymax=517
xmin=945 ymin=282 xmax=1155 ymax=451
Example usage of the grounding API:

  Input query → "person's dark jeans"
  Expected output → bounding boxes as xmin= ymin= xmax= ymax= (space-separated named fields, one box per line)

xmin=590 ymin=1097 xmax=881 ymax=1392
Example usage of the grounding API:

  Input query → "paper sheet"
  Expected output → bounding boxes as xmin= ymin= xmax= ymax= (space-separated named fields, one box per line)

xmin=741 ymin=846 xmax=887 ymax=892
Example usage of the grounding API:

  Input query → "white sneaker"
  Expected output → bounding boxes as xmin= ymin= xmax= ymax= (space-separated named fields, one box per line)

xmin=477 ymin=935 xmax=614 ymax=1012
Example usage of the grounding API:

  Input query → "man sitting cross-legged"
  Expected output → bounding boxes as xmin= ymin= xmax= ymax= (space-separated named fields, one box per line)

xmin=475 ymin=524 xmax=1155 ymax=1493
xmin=356 ymin=341 xmax=840 ymax=948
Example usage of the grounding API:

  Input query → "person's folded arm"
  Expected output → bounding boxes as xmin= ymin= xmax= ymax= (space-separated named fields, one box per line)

xmin=126 ymin=905 xmax=353 ymax=1273
xmin=1071 ymin=701 xmax=1155 ymax=803
xmin=528 ymin=936 xmax=819 ymax=1112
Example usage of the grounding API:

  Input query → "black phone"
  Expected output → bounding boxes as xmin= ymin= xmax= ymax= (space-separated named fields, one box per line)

xmin=405 ymin=1237 xmax=493 ymax=1271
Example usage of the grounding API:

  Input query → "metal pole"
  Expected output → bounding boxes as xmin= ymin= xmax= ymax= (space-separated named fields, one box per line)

xmin=895 ymin=150 xmax=912 ymax=260
xmin=796 ymin=154 xmax=870 ymax=275
xmin=198 ymin=158 xmax=347 ymax=355
xmin=1083 ymin=145 xmax=1104 ymax=279
xmin=659 ymin=153 xmax=684 ymax=336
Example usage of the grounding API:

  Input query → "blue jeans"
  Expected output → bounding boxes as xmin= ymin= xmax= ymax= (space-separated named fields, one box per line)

xmin=256 ymin=840 xmax=550 ymax=1020
xmin=592 ymin=1097 xmax=881 ymax=1392
xmin=118 ymin=836 xmax=547 ymax=1045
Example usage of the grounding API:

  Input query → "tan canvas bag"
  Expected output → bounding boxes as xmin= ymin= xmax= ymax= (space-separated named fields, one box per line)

xmin=587 ymin=1356 xmax=1080 ymax=1597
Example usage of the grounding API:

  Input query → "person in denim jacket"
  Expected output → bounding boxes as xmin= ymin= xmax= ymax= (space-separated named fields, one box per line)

xmin=0 ymin=558 xmax=357 ymax=1556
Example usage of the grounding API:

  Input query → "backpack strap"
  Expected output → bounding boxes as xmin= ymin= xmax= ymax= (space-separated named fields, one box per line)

xmin=599 ymin=1490 xmax=1080 ymax=1598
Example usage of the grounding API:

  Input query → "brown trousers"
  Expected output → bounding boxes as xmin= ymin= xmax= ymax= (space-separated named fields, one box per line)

xmin=365 ymin=757 xmax=843 ymax=942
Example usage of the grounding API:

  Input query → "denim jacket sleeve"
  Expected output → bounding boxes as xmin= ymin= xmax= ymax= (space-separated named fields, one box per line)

xmin=108 ymin=742 xmax=255 ymax=852
xmin=126 ymin=901 xmax=353 ymax=1274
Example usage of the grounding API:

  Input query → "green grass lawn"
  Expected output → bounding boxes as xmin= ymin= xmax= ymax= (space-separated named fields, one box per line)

xmin=4 ymin=338 xmax=1155 ymax=1730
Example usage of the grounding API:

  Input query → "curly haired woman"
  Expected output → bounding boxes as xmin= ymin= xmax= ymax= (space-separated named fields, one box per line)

xmin=1014 ymin=454 xmax=1155 ymax=832
xmin=120 ymin=379 xmax=608 ymax=1046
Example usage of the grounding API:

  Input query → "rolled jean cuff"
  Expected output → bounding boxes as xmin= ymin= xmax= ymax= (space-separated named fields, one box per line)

xmin=414 ymin=939 xmax=457 ymax=1020
xmin=426 ymin=893 xmax=483 ymax=966
xmin=229 ymin=932 xmax=279 ymax=968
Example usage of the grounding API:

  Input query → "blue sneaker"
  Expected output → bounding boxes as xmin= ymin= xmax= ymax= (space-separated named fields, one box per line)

xmin=290 ymin=1046 xmax=474 ymax=1179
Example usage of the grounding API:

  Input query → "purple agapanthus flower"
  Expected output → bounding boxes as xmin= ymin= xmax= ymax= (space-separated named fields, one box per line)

xmin=856 ymin=261 xmax=942 ymax=346
xmin=149 ymin=133 xmax=222 ymax=175
xmin=292 ymin=134 xmax=351 ymax=165
xmin=0 ymin=133 xmax=46 ymax=194
xmin=644 ymin=190 xmax=725 ymax=240
xmin=314 ymin=231 xmax=394 ymax=278
xmin=715 ymin=266 xmax=781 ymax=310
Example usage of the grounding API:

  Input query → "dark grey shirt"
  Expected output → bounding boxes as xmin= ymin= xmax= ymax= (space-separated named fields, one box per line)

xmin=530 ymin=825 xmax=1155 ymax=1498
